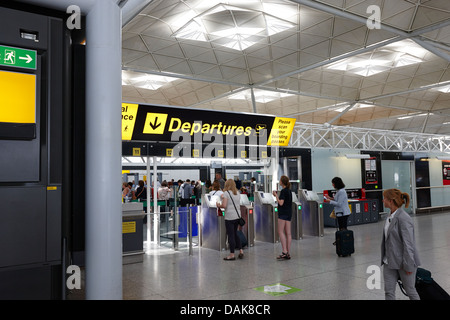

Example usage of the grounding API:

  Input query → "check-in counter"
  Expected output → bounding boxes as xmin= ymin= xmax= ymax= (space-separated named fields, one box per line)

xmin=239 ymin=194 xmax=254 ymax=247
xmin=200 ymin=193 xmax=227 ymax=251
xmin=122 ymin=202 xmax=146 ymax=264
xmin=291 ymin=192 xmax=303 ymax=240
xmin=322 ymin=188 xmax=379 ymax=227
xmin=254 ymin=192 xmax=279 ymax=243
xmin=298 ymin=190 xmax=324 ymax=237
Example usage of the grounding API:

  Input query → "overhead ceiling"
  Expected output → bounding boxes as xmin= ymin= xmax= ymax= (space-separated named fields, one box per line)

xmin=121 ymin=0 xmax=450 ymax=135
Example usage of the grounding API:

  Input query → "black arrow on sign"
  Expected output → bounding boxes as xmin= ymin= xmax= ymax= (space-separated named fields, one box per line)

xmin=149 ymin=117 xmax=161 ymax=130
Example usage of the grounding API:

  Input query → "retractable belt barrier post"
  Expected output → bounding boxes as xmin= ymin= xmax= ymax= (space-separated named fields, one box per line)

xmin=173 ymin=207 xmax=179 ymax=251
xmin=188 ymin=204 xmax=193 ymax=256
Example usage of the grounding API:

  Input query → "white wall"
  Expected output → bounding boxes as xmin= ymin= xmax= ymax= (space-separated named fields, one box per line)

xmin=311 ymin=148 xmax=362 ymax=193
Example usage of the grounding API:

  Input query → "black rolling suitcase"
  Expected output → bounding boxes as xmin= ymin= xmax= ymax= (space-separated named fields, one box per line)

xmin=335 ymin=230 xmax=354 ymax=257
xmin=399 ymin=267 xmax=450 ymax=300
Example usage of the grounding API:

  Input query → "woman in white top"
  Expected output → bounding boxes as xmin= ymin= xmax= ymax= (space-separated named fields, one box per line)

xmin=324 ymin=177 xmax=351 ymax=231
xmin=217 ymin=179 xmax=243 ymax=261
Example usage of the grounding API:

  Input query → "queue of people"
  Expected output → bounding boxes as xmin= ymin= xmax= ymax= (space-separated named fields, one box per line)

xmin=121 ymin=173 xmax=256 ymax=205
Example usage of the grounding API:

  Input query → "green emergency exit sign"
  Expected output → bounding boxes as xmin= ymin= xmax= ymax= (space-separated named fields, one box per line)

xmin=0 ymin=45 xmax=36 ymax=70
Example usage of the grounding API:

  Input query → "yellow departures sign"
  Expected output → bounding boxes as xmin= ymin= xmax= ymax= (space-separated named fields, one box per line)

xmin=267 ymin=117 xmax=296 ymax=146
xmin=121 ymin=103 xmax=297 ymax=146
xmin=121 ymin=103 xmax=138 ymax=140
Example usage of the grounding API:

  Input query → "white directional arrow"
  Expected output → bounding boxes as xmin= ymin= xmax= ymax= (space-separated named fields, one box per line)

xmin=19 ymin=54 xmax=33 ymax=63
xmin=263 ymin=284 xmax=291 ymax=293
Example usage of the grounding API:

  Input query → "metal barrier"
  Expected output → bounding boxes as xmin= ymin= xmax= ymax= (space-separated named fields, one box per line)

xmin=145 ymin=204 xmax=198 ymax=255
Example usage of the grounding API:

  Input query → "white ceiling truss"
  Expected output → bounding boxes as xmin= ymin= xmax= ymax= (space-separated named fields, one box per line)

xmin=289 ymin=122 xmax=450 ymax=153
xmin=122 ymin=0 xmax=450 ymax=150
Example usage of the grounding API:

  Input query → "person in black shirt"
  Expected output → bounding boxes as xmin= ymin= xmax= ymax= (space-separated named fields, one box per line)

xmin=273 ymin=175 xmax=293 ymax=260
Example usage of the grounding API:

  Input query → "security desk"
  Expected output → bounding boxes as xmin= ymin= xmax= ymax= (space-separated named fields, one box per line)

xmin=298 ymin=190 xmax=324 ymax=237
xmin=254 ymin=192 xmax=279 ymax=243
xmin=200 ymin=193 xmax=227 ymax=251
xmin=291 ymin=192 xmax=303 ymax=240
xmin=239 ymin=194 xmax=254 ymax=247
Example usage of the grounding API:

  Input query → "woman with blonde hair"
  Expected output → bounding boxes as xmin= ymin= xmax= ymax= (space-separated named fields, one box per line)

xmin=381 ymin=188 xmax=420 ymax=300
xmin=217 ymin=179 xmax=244 ymax=260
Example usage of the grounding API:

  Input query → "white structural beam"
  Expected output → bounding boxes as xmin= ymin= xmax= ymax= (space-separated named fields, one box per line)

xmin=289 ymin=123 xmax=450 ymax=153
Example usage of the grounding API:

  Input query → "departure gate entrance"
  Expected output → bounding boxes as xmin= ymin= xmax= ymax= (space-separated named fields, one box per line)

xmin=120 ymin=102 xmax=296 ymax=255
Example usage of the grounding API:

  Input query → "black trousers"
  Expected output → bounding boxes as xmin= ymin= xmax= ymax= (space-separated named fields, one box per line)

xmin=336 ymin=214 xmax=349 ymax=230
xmin=225 ymin=219 xmax=242 ymax=254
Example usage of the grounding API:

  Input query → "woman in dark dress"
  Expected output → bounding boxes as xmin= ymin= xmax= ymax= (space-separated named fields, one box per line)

xmin=273 ymin=175 xmax=292 ymax=260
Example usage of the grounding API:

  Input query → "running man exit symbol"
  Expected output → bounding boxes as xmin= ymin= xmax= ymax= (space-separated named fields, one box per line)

xmin=4 ymin=50 xmax=15 ymax=64
xmin=143 ymin=113 xmax=168 ymax=134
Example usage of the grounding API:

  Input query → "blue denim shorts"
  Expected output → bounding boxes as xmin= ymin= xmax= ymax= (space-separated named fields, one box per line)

xmin=278 ymin=214 xmax=292 ymax=221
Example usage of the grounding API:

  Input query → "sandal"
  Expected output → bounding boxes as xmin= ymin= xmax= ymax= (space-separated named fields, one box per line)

xmin=223 ymin=256 xmax=235 ymax=261
xmin=277 ymin=252 xmax=290 ymax=260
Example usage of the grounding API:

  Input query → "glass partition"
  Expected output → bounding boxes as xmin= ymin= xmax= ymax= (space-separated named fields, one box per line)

xmin=427 ymin=158 xmax=450 ymax=207
xmin=381 ymin=160 xmax=413 ymax=214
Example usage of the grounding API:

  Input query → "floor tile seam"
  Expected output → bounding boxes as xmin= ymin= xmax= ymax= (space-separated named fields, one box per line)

xmin=418 ymin=244 xmax=450 ymax=252
xmin=200 ymin=287 xmax=257 ymax=300
xmin=151 ymin=280 xmax=240 ymax=299
xmin=279 ymin=268 xmax=366 ymax=287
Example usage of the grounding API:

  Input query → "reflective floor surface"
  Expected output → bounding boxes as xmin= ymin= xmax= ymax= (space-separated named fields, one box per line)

xmin=70 ymin=211 xmax=450 ymax=300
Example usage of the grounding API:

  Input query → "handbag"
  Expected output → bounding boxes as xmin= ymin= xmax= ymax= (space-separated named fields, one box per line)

xmin=330 ymin=209 xmax=336 ymax=219
xmin=228 ymin=191 xmax=245 ymax=226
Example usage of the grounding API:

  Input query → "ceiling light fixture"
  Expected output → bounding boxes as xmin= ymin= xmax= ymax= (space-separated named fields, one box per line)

xmin=229 ymin=89 xmax=294 ymax=103
xmin=172 ymin=4 xmax=295 ymax=51
xmin=122 ymin=71 xmax=178 ymax=90
xmin=434 ymin=84 xmax=450 ymax=93
xmin=332 ymin=102 xmax=374 ymax=112
xmin=397 ymin=113 xmax=430 ymax=120
xmin=327 ymin=39 xmax=423 ymax=77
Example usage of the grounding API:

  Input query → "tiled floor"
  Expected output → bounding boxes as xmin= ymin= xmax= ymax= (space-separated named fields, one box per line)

xmin=70 ymin=211 xmax=450 ymax=300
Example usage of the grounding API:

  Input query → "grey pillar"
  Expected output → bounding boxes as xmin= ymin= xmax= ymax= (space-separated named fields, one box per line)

xmin=85 ymin=0 xmax=123 ymax=300
xmin=153 ymin=156 xmax=159 ymax=244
